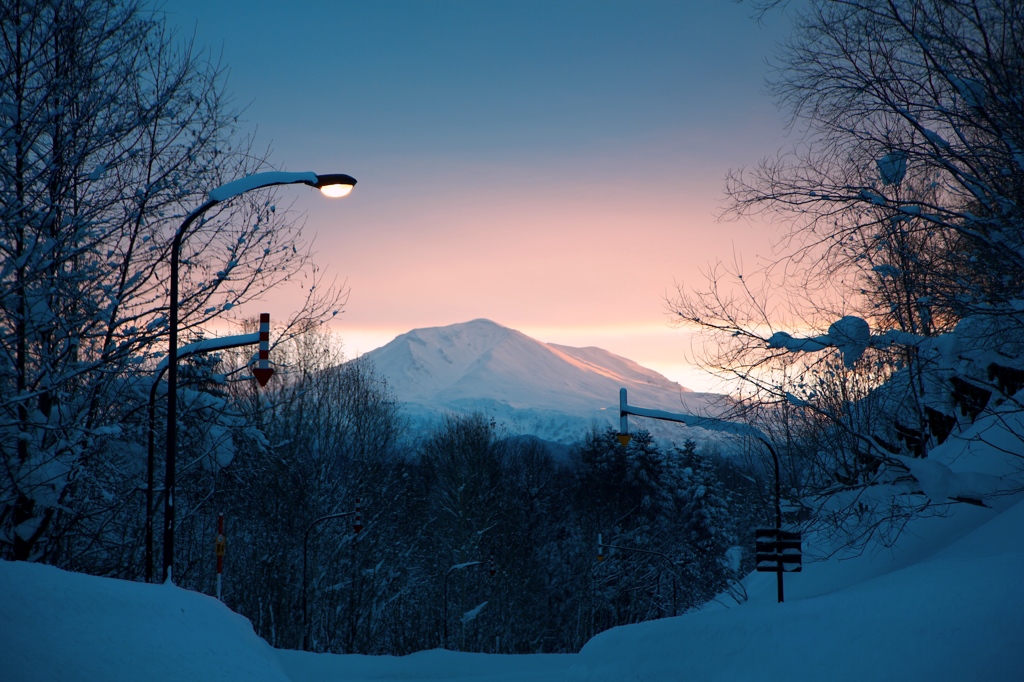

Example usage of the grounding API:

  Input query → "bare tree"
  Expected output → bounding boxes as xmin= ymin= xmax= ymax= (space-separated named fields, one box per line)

xmin=0 ymin=0 xmax=343 ymax=563
xmin=730 ymin=0 xmax=1023 ymax=321
xmin=671 ymin=0 xmax=1024 ymax=550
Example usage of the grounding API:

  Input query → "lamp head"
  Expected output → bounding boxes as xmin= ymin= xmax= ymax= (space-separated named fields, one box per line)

xmin=313 ymin=173 xmax=357 ymax=198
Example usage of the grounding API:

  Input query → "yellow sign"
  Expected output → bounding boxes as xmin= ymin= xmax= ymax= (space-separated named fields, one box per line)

xmin=215 ymin=535 xmax=226 ymax=557
xmin=616 ymin=433 xmax=632 ymax=447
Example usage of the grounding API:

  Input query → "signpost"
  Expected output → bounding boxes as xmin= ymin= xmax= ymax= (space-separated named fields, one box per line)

xmin=755 ymin=528 xmax=801 ymax=602
xmin=353 ymin=498 xmax=363 ymax=533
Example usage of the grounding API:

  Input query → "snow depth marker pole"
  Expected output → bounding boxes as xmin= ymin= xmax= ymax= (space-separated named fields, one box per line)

xmin=215 ymin=513 xmax=226 ymax=601
xmin=252 ymin=313 xmax=274 ymax=387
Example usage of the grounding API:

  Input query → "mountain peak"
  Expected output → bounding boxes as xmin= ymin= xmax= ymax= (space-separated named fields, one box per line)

xmin=358 ymin=321 xmax=720 ymax=443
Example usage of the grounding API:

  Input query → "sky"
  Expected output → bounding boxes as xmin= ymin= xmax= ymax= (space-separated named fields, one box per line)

xmin=164 ymin=1 xmax=795 ymax=392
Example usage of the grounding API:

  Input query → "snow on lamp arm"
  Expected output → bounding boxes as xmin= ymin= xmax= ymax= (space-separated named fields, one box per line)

xmin=163 ymin=171 xmax=356 ymax=584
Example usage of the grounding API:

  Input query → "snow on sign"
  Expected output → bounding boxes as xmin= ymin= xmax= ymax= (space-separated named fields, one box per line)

xmin=755 ymin=529 xmax=802 ymax=573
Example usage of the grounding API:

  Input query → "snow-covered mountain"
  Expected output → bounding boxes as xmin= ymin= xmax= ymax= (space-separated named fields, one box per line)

xmin=357 ymin=319 xmax=724 ymax=444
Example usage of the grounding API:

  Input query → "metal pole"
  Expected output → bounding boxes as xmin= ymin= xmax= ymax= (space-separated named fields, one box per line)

xmin=163 ymin=199 xmax=216 ymax=584
xmin=620 ymin=387 xmax=629 ymax=435
xmin=162 ymin=172 xmax=354 ymax=583
xmin=443 ymin=569 xmax=450 ymax=650
xmin=216 ymin=513 xmax=225 ymax=601
xmin=616 ymin=386 xmax=789 ymax=603
xmin=303 ymin=529 xmax=310 ymax=651
xmin=766 ymin=438 xmax=784 ymax=603
xmin=145 ymin=379 xmax=158 ymax=582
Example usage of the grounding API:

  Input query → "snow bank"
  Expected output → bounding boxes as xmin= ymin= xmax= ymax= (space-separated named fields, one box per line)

xmin=2 ymin=389 xmax=1021 ymax=682
xmin=0 ymin=561 xmax=289 ymax=682
xmin=567 ymin=497 xmax=1024 ymax=682
xmin=1 ymin=495 xmax=1021 ymax=682
xmin=274 ymin=648 xmax=574 ymax=682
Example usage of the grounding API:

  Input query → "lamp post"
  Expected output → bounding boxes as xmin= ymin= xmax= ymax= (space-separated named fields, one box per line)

xmin=442 ymin=561 xmax=485 ymax=650
xmin=617 ymin=387 xmax=790 ymax=602
xmin=163 ymin=172 xmax=356 ymax=584
xmin=302 ymin=502 xmax=363 ymax=652
xmin=144 ymin=326 xmax=269 ymax=583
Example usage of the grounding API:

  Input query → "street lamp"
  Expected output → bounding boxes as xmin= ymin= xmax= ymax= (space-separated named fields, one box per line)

xmin=144 ymin=323 xmax=270 ymax=583
xmin=442 ymin=560 xmax=489 ymax=650
xmin=163 ymin=172 xmax=356 ymax=584
xmin=302 ymin=501 xmax=364 ymax=651
xmin=617 ymin=387 xmax=792 ymax=602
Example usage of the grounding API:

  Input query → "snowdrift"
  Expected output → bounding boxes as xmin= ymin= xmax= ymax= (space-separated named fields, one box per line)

xmin=2 ymin=389 xmax=1021 ymax=681
xmin=567 ymin=497 xmax=1024 ymax=682
xmin=2 ymin=494 xmax=1020 ymax=681
xmin=0 ymin=561 xmax=289 ymax=682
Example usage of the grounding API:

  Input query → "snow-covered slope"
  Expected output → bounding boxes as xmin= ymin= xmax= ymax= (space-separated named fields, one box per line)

xmin=3 ymin=494 xmax=1019 ymax=681
xmin=4 ymin=358 xmax=1020 ymax=681
xmin=567 ymin=498 xmax=1024 ymax=682
xmin=0 ymin=561 xmax=290 ymax=682
xmin=358 ymin=319 xmax=722 ymax=443
xmin=567 ymin=384 xmax=1024 ymax=681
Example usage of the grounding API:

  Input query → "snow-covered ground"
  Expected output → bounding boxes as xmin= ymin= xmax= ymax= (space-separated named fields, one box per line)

xmin=570 ymin=497 xmax=1024 ymax=682
xmin=2 ymin=494 xmax=1021 ymax=681
xmin=3 ymin=391 xmax=1022 ymax=681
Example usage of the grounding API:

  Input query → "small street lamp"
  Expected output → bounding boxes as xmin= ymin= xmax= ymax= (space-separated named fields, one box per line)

xmin=163 ymin=172 xmax=356 ymax=584
xmin=442 ymin=558 xmax=493 ymax=650
xmin=302 ymin=500 xmax=364 ymax=652
xmin=144 ymin=320 xmax=270 ymax=582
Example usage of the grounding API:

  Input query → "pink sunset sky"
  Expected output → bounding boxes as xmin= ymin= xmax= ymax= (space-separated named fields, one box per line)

xmin=168 ymin=1 xmax=795 ymax=392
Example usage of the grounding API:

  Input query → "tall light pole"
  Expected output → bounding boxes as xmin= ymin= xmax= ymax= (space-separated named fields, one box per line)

xmin=163 ymin=171 xmax=356 ymax=584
